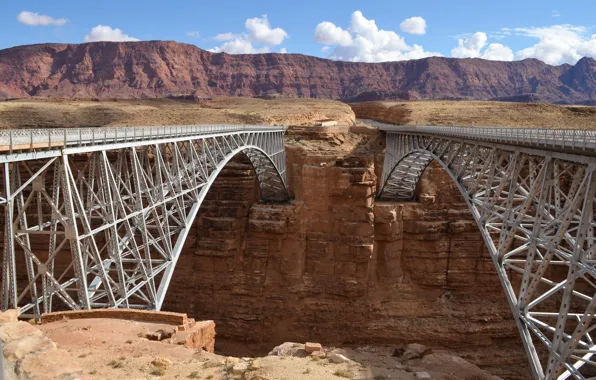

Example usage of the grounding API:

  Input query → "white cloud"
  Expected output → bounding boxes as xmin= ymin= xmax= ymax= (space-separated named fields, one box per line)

xmin=314 ymin=11 xmax=439 ymax=62
xmin=84 ymin=25 xmax=139 ymax=42
xmin=279 ymin=48 xmax=287 ymax=54
xmin=400 ymin=17 xmax=426 ymax=35
xmin=215 ymin=33 xmax=235 ymax=41
xmin=481 ymin=43 xmax=514 ymax=61
xmin=210 ymin=15 xmax=288 ymax=54
xmin=451 ymin=32 xmax=514 ymax=61
xmin=321 ymin=46 xmax=330 ymax=53
xmin=315 ymin=21 xmax=353 ymax=46
xmin=451 ymin=32 xmax=488 ymax=58
xmin=187 ymin=31 xmax=200 ymax=38
xmin=17 ymin=11 xmax=67 ymax=26
xmin=512 ymin=25 xmax=596 ymax=65
xmin=552 ymin=10 xmax=560 ymax=18
xmin=211 ymin=39 xmax=269 ymax=54
xmin=245 ymin=15 xmax=287 ymax=45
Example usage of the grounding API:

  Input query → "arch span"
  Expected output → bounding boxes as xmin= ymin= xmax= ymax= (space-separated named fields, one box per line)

xmin=0 ymin=127 xmax=290 ymax=319
xmin=379 ymin=131 xmax=596 ymax=380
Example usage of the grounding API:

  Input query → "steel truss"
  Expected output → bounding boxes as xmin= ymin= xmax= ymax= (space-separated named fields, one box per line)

xmin=379 ymin=130 xmax=596 ymax=380
xmin=0 ymin=127 xmax=289 ymax=320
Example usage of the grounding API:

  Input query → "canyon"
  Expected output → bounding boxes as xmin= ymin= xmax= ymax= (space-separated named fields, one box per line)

xmin=1 ymin=40 xmax=596 ymax=104
xmin=163 ymin=124 xmax=529 ymax=379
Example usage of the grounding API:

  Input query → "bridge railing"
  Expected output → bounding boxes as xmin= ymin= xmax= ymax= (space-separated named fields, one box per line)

xmin=377 ymin=124 xmax=596 ymax=152
xmin=0 ymin=124 xmax=285 ymax=152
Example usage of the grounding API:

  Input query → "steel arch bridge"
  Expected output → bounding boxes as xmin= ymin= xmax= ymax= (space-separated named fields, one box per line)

xmin=377 ymin=122 xmax=596 ymax=380
xmin=0 ymin=125 xmax=289 ymax=320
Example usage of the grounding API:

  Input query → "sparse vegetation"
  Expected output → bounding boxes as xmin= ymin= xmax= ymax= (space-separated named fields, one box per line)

xmin=188 ymin=371 xmax=200 ymax=378
xmin=374 ymin=376 xmax=387 ymax=380
xmin=108 ymin=359 xmax=124 ymax=369
xmin=202 ymin=361 xmax=223 ymax=369
xmin=125 ymin=339 xmax=133 ymax=344
xmin=334 ymin=369 xmax=354 ymax=378
xmin=89 ymin=370 xmax=97 ymax=375
xmin=303 ymin=368 xmax=311 ymax=374
xmin=149 ymin=366 xmax=165 ymax=377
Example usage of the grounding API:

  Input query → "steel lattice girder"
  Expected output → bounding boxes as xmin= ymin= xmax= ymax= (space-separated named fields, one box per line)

xmin=379 ymin=132 xmax=596 ymax=380
xmin=0 ymin=129 xmax=289 ymax=319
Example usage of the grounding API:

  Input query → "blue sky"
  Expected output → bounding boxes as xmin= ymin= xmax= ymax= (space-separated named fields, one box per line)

xmin=1 ymin=0 xmax=596 ymax=65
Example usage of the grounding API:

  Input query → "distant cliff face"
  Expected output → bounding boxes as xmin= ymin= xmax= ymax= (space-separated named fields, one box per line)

xmin=0 ymin=40 xmax=595 ymax=104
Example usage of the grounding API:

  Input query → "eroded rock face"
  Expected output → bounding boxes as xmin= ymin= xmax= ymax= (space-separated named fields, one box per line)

xmin=1 ymin=41 xmax=595 ymax=104
xmin=163 ymin=128 xmax=529 ymax=379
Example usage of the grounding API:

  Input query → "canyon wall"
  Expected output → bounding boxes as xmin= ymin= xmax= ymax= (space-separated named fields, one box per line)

xmin=2 ymin=41 xmax=596 ymax=104
xmin=164 ymin=126 xmax=529 ymax=379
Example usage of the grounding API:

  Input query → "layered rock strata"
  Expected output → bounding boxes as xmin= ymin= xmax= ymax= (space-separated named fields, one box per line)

xmin=164 ymin=126 xmax=529 ymax=379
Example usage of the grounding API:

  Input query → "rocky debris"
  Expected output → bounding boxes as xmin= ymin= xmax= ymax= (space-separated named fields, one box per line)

xmin=141 ymin=320 xmax=215 ymax=352
xmin=145 ymin=327 xmax=176 ymax=341
xmin=417 ymin=353 xmax=504 ymax=380
xmin=232 ymin=361 xmax=249 ymax=375
xmin=415 ymin=372 xmax=433 ymax=379
xmin=151 ymin=357 xmax=173 ymax=370
xmin=0 ymin=308 xmax=20 ymax=323
xmin=1 ymin=41 xmax=596 ymax=104
xmin=174 ymin=320 xmax=216 ymax=352
xmin=328 ymin=353 xmax=354 ymax=364
xmin=310 ymin=350 xmax=327 ymax=360
xmin=304 ymin=342 xmax=322 ymax=353
xmin=401 ymin=343 xmax=433 ymax=361
xmin=268 ymin=342 xmax=308 ymax=357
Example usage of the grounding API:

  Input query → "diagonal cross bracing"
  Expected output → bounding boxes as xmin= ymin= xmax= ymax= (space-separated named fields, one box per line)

xmin=378 ymin=124 xmax=596 ymax=380
xmin=0 ymin=125 xmax=289 ymax=319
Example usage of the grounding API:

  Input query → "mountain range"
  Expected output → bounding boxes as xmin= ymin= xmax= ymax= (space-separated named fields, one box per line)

xmin=1 ymin=40 xmax=595 ymax=104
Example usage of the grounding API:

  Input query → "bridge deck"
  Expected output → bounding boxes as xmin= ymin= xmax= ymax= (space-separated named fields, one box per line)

xmin=0 ymin=124 xmax=284 ymax=152
xmin=364 ymin=119 xmax=596 ymax=155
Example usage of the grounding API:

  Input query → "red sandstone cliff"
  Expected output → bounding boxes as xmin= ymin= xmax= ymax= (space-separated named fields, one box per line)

xmin=1 ymin=40 xmax=595 ymax=104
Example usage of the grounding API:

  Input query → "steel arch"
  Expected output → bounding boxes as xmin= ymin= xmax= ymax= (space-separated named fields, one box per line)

xmin=0 ymin=126 xmax=289 ymax=319
xmin=379 ymin=128 xmax=596 ymax=380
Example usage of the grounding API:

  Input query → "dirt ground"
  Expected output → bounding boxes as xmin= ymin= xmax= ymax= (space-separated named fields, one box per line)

xmin=2 ymin=97 xmax=596 ymax=130
xmin=0 ymin=97 xmax=355 ymax=129
xmin=350 ymin=100 xmax=596 ymax=129
xmin=37 ymin=318 xmax=499 ymax=380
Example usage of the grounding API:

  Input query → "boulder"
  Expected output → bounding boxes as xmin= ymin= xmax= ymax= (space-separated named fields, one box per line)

xmin=16 ymin=348 xmax=82 ymax=380
xmin=310 ymin=350 xmax=326 ymax=360
xmin=402 ymin=343 xmax=432 ymax=360
xmin=328 ymin=353 xmax=353 ymax=364
xmin=304 ymin=342 xmax=322 ymax=353
xmin=3 ymin=334 xmax=56 ymax=361
xmin=0 ymin=322 xmax=42 ymax=344
xmin=268 ymin=342 xmax=308 ymax=357
xmin=0 ymin=308 xmax=20 ymax=323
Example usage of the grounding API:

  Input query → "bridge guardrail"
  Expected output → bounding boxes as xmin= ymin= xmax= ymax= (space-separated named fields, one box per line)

xmin=375 ymin=123 xmax=596 ymax=152
xmin=0 ymin=124 xmax=286 ymax=153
